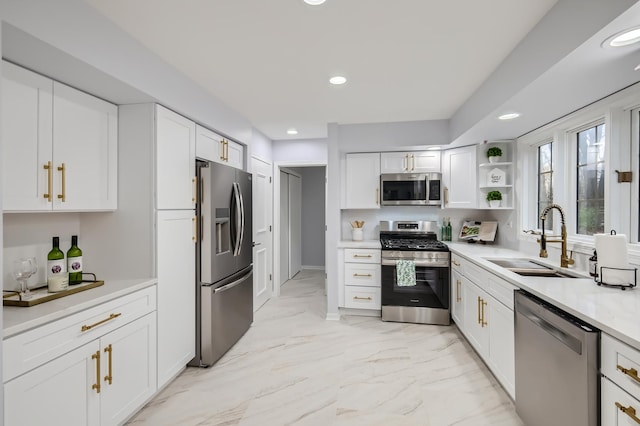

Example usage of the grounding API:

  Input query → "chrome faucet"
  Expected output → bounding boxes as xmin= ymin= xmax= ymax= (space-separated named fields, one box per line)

xmin=538 ymin=204 xmax=575 ymax=268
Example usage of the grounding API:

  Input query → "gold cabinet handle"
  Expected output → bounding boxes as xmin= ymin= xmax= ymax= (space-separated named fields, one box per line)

xmin=193 ymin=216 xmax=197 ymax=242
xmin=226 ymin=140 xmax=229 ymax=161
xmin=411 ymin=154 xmax=416 ymax=171
xmin=192 ymin=177 xmax=197 ymax=204
xmin=444 ymin=187 xmax=449 ymax=206
xmin=353 ymin=255 xmax=373 ymax=258
xmin=220 ymin=139 xmax=225 ymax=161
xmin=104 ymin=344 xmax=113 ymax=385
xmin=616 ymin=402 xmax=640 ymax=424
xmin=57 ymin=163 xmax=66 ymax=202
xmin=43 ymin=161 xmax=53 ymax=201
xmin=353 ymin=296 xmax=372 ymax=301
xmin=481 ymin=299 xmax=488 ymax=327
xmin=452 ymin=259 xmax=460 ymax=267
xmin=92 ymin=350 xmax=101 ymax=393
xmin=353 ymin=273 xmax=372 ymax=277
xmin=404 ymin=154 xmax=409 ymax=171
xmin=81 ymin=313 xmax=122 ymax=332
xmin=477 ymin=296 xmax=481 ymax=324
xmin=456 ymin=279 xmax=461 ymax=302
xmin=617 ymin=365 xmax=640 ymax=384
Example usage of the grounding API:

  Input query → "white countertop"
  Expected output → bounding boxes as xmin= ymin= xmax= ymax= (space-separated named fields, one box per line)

xmin=338 ymin=240 xmax=381 ymax=249
xmin=3 ymin=278 xmax=157 ymax=338
xmin=447 ymin=242 xmax=640 ymax=350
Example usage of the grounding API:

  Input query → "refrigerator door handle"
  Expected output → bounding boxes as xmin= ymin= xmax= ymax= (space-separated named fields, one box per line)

xmin=237 ymin=182 xmax=245 ymax=255
xmin=232 ymin=182 xmax=242 ymax=256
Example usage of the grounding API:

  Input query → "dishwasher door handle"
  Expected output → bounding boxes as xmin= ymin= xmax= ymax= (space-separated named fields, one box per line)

xmin=516 ymin=299 xmax=583 ymax=355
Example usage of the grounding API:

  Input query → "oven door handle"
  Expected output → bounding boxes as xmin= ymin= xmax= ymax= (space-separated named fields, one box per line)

xmin=381 ymin=258 xmax=449 ymax=267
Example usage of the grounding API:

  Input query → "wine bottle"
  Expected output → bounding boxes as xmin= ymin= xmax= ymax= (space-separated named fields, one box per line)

xmin=47 ymin=237 xmax=68 ymax=292
xmin=446 ymin=218 xmax=452 ymax=241
xmin=67 ymin=235 xmax=83 ymax=285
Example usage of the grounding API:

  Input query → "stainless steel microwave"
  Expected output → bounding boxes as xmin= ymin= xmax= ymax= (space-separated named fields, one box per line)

xmin=380 ymin=173 xmax=442 ymax=206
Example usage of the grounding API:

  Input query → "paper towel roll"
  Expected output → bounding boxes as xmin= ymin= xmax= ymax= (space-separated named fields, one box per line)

xmin=595 ymin=233 xmax=631 ymax=285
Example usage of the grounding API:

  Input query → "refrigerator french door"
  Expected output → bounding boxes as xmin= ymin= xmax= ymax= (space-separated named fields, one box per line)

xmin=192 ymin=160 xmax=253 ymax=367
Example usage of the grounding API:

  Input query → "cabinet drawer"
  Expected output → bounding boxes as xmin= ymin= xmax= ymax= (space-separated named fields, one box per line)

xmin=344 ymin=249 xmax=381 ymax=264
xmin=344 ymin=263 xmax=380 ymax=287
xmin=451 ymin=253 xmax=462 ymax=272
xmin=462 ymin=259 xmax=487 ymax=287
xmin=344 ymin=286 xmax=381 ymax=309
xmin=487 ymin=273 xmax=517 ymax=310
xmin=602 ymin=333 xmax=640 ymax=401
xmin=4 ymin=286 xmax=157 ymax=382
xmin=602 ymin=376 xmax=640 ymax=426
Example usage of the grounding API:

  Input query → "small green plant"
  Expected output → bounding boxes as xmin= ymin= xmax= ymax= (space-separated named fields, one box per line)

xmin=486 ymin=147 xmax=503 ymax=158
xmin=487 ymin=190 xmax=502 ymax=201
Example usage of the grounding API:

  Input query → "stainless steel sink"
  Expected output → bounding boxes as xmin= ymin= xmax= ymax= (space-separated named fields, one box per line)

xmin=485 ymin=258 xmax=580 ymax=278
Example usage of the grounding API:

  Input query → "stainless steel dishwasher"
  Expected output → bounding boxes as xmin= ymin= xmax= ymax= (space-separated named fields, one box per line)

xmin=514 ymin=290 xmax=600 ymax=426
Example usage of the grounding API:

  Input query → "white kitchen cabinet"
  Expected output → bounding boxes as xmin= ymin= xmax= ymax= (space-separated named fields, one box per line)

xmin=4 ymin=287 xmax=157 ymax=426
xmin=380 ymin=151 xmax=441 ymax=173
xmin=156 ymin=105 xmax=196 ymax=210
xmin=343 ymin=153 xmax=381 ymax=209
xmin=461 ymin=276 xmax=489 ymax=356
xmin=156 ymin=210 xmax=196 ymax=387
xmin=601 ymin=333 xmax=640 ymax=425
xmin=338 ymin=247 xmax=381 ymax=311
xmin=442 ymin=145 xmax=477 ymax=209
xmin=2 ymin=61 xmax=118 ymax=212
xmin=487 ymin=295 xmax=515 ymax=398
xmin=195 ymin=124 xmax=244 ymax=170
xmin=450 ymin=268 xmax=464 ymax=327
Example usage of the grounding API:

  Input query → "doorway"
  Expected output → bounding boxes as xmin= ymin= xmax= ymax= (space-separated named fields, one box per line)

xmin=274 ymin=163 xmax=326 ymax=296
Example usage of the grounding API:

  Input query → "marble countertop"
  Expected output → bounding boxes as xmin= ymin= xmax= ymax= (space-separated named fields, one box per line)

xmin=3 ymin=278 xmax=157 ymax=338
xmin=338 ymin=240 xmax=381 ymax=249
xmin=447 ymin=242 xmax=640 ymax=350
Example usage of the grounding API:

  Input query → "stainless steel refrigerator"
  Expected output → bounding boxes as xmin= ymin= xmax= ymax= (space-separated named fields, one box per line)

xmin=191 ymin=159 xmax=253 ymax=367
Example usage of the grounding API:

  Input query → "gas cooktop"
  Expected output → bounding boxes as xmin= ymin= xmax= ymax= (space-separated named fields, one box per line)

xmin=379 ymin=221 xmax=449 ymax=252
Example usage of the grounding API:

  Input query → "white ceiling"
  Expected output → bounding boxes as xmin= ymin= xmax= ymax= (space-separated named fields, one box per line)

xmin=80 ymin=0 xmax=558 ymax=140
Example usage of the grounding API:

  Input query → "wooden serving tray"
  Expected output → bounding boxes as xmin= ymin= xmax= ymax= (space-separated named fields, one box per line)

xmin=3 ymin=280 xmax=104 ymax=307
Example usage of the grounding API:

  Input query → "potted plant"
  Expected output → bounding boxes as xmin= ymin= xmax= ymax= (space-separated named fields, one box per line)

xmin=487 ymin=146 xmax=503 ymax=163
xmin=487 ymin=190 xmax=502 ymax=208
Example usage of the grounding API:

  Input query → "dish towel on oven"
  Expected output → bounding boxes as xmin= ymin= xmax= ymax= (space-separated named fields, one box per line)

xmin=396 ymin=260 xmax=416 ymax=286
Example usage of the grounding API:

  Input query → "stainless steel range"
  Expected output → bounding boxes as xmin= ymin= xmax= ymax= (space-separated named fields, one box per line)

xmin=380 ymin=220 xmax=450 ymax=325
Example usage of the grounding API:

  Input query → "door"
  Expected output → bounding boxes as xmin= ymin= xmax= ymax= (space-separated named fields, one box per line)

xmin=279 ymin=171 xmax=289 ymax=286
xmin=156 ymin=210 xmax=196 ymax=388
xmin=252 ymin=157 xmax=273 ymax=311
xmin=451 ymin=269 xmax=464 ymax=327
xmin=288 ymin=173 xmax=302 ymax=278
xmin=1 ymin=61 xmax=53 ymax=211
xmin=344 ymin=153 xmax=381 ymax=209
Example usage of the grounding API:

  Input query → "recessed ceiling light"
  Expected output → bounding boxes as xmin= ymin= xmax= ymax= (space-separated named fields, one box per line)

xmin=498 ymin=112 xmax=520 ymax=120
xmin=329 ymin=76 xmax=347 ymax=85
xmin=287 ymin=128 xmax=298 ymax=135
xmin=304 ymin=0 xmax=326 ymax=5
xmin=604 ymin=27 xmax=640 ymax=47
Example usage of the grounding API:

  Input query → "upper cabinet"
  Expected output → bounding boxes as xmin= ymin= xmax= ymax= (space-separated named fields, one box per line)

xmin=380 ymin=151 xmax=441 ymax=173
xmin=156 ymin=105 xmax=196 ymax=210
xmin=343 ymin=153 xmax=381 ymax=209
xmin=195 ymin=124 xmax=244 ymax=170
xmin=2 ymin=61 xmax=118 ymax=212
xmin=442 ymin=145 xmax=477 ymax=209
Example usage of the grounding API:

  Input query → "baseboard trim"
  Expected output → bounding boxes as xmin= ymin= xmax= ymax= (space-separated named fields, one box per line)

xmin=325 ymin=312 xmax=340 ymax=321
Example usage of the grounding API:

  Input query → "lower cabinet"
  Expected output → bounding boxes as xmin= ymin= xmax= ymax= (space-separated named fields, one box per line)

xmin=601 ymin=333 xmax=640 ymax=425
xmin=4 ymin=287 xmax=157 ymax=426
xmin=338 ymin=247 xmax=381 ymax=311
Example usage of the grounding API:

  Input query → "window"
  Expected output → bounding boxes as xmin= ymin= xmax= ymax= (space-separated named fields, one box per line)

xmin=576 ymin=123 xmax=605 ymax=235
xmin=537 ymin=142 xmax=553 ymax=231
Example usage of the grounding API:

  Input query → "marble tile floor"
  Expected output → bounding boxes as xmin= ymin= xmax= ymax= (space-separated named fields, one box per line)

xmin=128 ymin=269 xmax=523 ymax=426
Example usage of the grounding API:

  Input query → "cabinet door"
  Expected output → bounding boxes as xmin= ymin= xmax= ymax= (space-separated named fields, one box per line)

xmin=226 ymin=139 xmax=244 ymax=170
xmin=344 ymin=153 xmax=381 ymax=209
xmin=602 ymin=377 xmax=640 ymax=426
xmin=380 ymin=152 xmax=410 ymax=173
xmin=2 ymin=61 xmax=53 ymax=211
xmin=451 ymin=269 xmax=464 ymax=327
xmin=156 ymin=210 xmax=196 ymax=388
xmin=487 ymin=298 xmax=515 ymax=399
xmin=156 ymin=105 xmax=196 ymax=210
xmin=411 ymin=151 xmax=441 ymax=173
xmin=5 ymin=341 xmax=100 ymax=426
xmin=100 ymin=312 xmax=157 ymax=425
xmin=442 ymin=146 xmax=477 ymax=208
xmin=53 ymin=82 xmax=118 ymax=211
xmin=195 ymin=124 xmax=225 ymax=164
xmin=461 ymin=278 xmax=488 ymax=358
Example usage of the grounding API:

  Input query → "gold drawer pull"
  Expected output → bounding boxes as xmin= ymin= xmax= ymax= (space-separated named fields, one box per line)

xmin=353 ymin=273 xmax=372 ymax=277
xmin=456 ymin=279 xmax=461 ymax=302
xmin=481 ymin=299 xmax=488 ymax=327
xmin=91 ymin=350 xmax=101 ymax=393
xmin=104 ymin=344 xmax=113 ymax=385
xmin=477 ymin=296 xmax=481 ymax=324
xmin=452 ymin=260 xmax=460 ymax=267
xmin=617 ymin=365 xmax=640 ymax=384
xmin=353 ymin=255 xmax=372 ymax=258
xmin=57 ymin=163 xmax=66 ymax=202
xmin=616 ymin=402 xmax=640 ymax=424
xmin=81 ymin=313 xmax=122 ymax=332
xmin=43 ymin=161 xmax=53 ymax=201
xmin=353 ymin=296 xmax=372 ymax=301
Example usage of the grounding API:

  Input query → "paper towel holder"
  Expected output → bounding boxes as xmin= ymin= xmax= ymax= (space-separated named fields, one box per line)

xmin=595 ymin=265 xmax=637 ymax=290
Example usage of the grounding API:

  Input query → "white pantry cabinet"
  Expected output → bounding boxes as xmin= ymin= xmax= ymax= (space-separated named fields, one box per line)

xmin=442 ymin=145 xmax=477 ymax=209
xmin=2 ymin=61 xmax=117 ymax=212
xmin=343 ymin=153 xmax=381 ymax=209
xmin=380 ymin=151 xmax=441 ymax=173
xmin=195 ymin=124 xmax=244 ymax=170
xmin=4 ymin=287 xmax=157 ymax=426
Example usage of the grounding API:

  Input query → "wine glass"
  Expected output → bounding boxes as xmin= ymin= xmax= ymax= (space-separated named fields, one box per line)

xmin=13 ymin=257 xmax=37 ymax=300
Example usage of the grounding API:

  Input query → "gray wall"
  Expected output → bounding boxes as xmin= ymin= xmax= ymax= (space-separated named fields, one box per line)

xmin=289 ymin=167 xmax=326 ymax=269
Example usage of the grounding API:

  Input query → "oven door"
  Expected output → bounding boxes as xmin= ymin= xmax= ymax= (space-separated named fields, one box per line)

xmin=381 ymin=260 xmax=450 ymax=309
